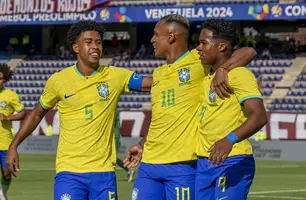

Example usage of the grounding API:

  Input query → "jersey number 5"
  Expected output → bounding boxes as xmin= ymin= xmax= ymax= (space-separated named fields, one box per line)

xmin=161 ymin=88 xmax=175 ymax=107
xmin=85 ymin=104 xmax=93 ymax=120
xmin=200 ymin=106 xmax=207 ymax=120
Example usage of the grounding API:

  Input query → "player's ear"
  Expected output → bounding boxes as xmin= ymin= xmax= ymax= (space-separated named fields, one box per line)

xmin=72 ymin=43 xmax=79 ymax=54
xmin=217 ymin=42 xmax=227 ymax=52
xmin=168 ymin=32 xmax=175 ymax=44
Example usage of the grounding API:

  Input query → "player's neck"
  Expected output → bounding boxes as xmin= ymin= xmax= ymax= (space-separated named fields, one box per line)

xmin=76 ymin=61 xmax=99 ymax=76
xmin=166 ymin=46 xmax=189 ymax=65
xmin=212 ymin=54 xmax=231 ymax=72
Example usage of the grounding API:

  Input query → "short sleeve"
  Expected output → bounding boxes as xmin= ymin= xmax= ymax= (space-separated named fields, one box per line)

xmin=229 ymin=67 xmax=262 ymax=105
xmin=10 ymin=92 xmax=24 ymax=113
xmin=113 ymin=67 xmax=134 ymax=93
xmin=39 ymin=75 xmax=59 ymax=109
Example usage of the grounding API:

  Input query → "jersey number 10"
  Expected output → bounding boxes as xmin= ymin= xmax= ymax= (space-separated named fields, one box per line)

xmin=175 ymin=187 xmax=190 ymax=200
xmin=161 ymin=89 xmax=175 ymax=107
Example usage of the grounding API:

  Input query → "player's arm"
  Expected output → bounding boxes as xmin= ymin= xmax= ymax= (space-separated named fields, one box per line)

xmin=0 ymin=110 xmax=25 ymax=121
xmin=232 ymin=99 xmax=267 ymax=142
xmin=6 ymin=104 xmax=48 ymax=175
xmin=212 ymin=47 xmax=257 ymax=99
xmin=0 ymin=93 xmax=26 ymax=121
xmin=220 ymin=47 xmax=257 ymax=71
xmin=140 ymin=76 xmax=152 ymax=92
xmin=209 ymin=98 xmax=267 ymax=167
xmin=128 ymin=72 xmax=152 ymax=92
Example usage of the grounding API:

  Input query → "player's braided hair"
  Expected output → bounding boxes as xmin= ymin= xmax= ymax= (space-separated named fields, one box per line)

xmin=0 ymin=63 xmax=13 ymax=82
xmin=202 ymin=19 xmax=239 ymax=49
xmin=67 ymin=20 xmax=105 ymax=54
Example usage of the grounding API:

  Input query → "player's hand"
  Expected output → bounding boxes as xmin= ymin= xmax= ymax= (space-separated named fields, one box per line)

xmin=0 ymin=113 xmax=8 ymax=121
xmin=211 ymin=68 xmax=233 ymax=99
xmin=6 ymin=146 xmax=20 ymax=177
xmin=124 ymin=144 xmax=143 ymax=169
xmin=208 ymin=137 xmax=233 ymax=167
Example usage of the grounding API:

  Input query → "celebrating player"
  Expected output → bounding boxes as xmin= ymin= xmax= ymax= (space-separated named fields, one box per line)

xmin=0 ymin=63 xmax=25 ymax=200
xmin=124 ymin=15 xmax=257 ymax=200
xmin=195 ymin=19 xmax=267 ymax=200
xmin=6 ymin=21 xmax=151 ymax=200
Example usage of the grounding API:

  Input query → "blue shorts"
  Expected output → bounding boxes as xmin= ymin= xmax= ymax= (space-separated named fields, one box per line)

xmin=195 ymin=155 xmax=255 ymax=200
xmin=132 ymin=161 xmax=197 ymax=200
xmin=54 ymin=171 xmax=117 ymax=200
xmin=0 ymin=151 xmax=8 ymax=168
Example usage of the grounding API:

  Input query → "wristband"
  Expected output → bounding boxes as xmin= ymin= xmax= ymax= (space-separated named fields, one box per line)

xmin=226 ymin=132 xmax=239 ymax=144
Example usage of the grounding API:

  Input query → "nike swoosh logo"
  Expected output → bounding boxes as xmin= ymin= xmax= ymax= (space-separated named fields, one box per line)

xmin=216 ymin=197 xmax=228 ymax=200
xmin=64 ymin=93 xmax=76 ymax=99
xmin=152 ymin=81 xmax=160 ymax=87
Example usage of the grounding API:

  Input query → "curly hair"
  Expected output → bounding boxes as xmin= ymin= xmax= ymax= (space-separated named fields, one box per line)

xmin=67 ymin=20 xmax=105 ymax=54
xmin=202 ymin=19 xmax=239 ymax=49
xmin=0 ymin=63 xmax=13 ymax=82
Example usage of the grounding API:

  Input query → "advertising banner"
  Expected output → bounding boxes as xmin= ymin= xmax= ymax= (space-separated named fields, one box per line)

xmin=1 ymin=3 xmax=306 ymax=24
xmin=12 ymin=110 xmax=306 ymax=140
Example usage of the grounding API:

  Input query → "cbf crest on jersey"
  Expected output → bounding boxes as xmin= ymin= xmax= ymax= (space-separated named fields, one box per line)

xmin=1 ymin=101 xmax=7 ymax=108
xmin=60 ymin=194 xmax=71 ymax=200
xmin=209 ymin=89 xmax=217 ymax=106
xmin=178 ymin=68 xmax=191 ymax=86
xmin=97 ymin=82 xmax=110 ymax=101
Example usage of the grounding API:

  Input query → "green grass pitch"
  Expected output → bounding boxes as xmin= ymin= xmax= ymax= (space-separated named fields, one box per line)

xmin=6 ymin=154 xmax=306 ymax=200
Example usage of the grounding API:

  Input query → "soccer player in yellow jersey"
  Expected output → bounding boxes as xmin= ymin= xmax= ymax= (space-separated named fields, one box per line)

xmin=6 ymin=21 xmax=152 ymax=200
xmin=124 ymin=15 xmax=256 ymax=200
xmin=0 ymin=63 xmax=25 ymax=200
xmin=195 ymin=19 xmax=267 ymax=200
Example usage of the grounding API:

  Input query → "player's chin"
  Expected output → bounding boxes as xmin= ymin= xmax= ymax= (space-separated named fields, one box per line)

xmin=200 ymin=58 xmax=208 ymax=65
xmin=88 ymin=57 xmax=100 ymax=64
xmin=154 ymin=50 xmax=164 ymax=58
xmin=153 ymin=51 xmax=159 ymax=58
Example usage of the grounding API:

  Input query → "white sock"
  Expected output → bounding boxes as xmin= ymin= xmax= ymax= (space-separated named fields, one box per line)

xmin=0 ymin=183 xmax=4 ymax=199
xmin=1 ymin=178 xmax=11 ymax=200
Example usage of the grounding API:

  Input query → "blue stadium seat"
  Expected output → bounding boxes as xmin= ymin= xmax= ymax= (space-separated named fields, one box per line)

xmin=288 ymin=104 xmax=295 ymax=111
xmin=274 ymin=104 xmax=281 ymax=110
xmin=281 ymin=104 xmax=288 ymax=111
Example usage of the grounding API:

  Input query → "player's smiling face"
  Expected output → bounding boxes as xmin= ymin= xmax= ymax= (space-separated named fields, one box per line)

xmin=151 ymin=20 xmax=170 ymax=58
xmin=73 ymin=30 xmax=103 ymax=68
xmin=196 ymin=28 xmax=218 ymax=66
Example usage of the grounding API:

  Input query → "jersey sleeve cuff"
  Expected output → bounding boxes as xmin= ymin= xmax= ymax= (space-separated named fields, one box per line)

xmin=16 ymin=107 xmax=25 ymax=113
xmin=239 ymin=95 xmax=263 ymax=105
xmin=39 ymin=99 xmax=50 ymax=110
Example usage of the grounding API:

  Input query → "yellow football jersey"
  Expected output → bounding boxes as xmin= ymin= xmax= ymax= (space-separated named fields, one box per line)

xmin=196 ymin=67 xmax=262 ymax=157
xmin=0 ymin=88 xmax=24 ymax=150
xmin=40 ymin=65 xmax=133 ymax=173
xmin=142 ymin=49 xmax=208 ymax=164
